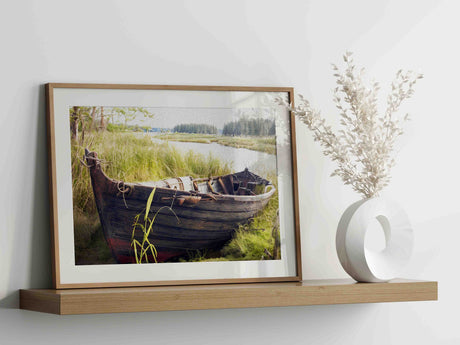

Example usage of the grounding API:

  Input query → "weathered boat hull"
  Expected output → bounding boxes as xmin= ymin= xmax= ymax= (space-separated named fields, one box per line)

xmin=85 ymin=150 xmax=276 ymax=263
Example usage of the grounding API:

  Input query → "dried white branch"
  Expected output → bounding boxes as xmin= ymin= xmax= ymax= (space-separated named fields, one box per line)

xmin=275 ymin=52 xmax=423 ymax=199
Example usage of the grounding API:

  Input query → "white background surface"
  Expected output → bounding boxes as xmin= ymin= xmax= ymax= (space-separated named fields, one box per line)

xmin=0 ymin=1 xmax=458 ymax=344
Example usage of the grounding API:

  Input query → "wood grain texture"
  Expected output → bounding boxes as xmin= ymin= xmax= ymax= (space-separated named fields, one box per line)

xmin=288 ymin=89 xmax=302 ymax=279
xmin=45 ymin=84 xmax=60 ymax=289
xmin=20 ymin=289 xmax=60 ymax=315
xmin=19 ymin=279 xmax=437 ymax=315
xmin=46 ymin=83 xmax=295 ymax=92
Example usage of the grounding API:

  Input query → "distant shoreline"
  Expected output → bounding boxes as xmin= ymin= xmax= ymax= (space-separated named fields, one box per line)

xmin=155 ymin=132 xmax=276 ymax=155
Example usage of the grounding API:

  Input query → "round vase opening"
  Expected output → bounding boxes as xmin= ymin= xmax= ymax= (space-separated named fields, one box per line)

xmin=364 ymin=215 xmax=391 ymax=252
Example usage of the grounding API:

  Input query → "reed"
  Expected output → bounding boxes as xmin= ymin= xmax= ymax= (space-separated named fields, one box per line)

xmin=130 ymin=188 xmax=181 ymax=264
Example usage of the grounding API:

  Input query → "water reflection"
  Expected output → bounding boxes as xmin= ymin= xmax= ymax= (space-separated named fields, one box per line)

xmin=150 ymin=136 xmax=276 ymax=175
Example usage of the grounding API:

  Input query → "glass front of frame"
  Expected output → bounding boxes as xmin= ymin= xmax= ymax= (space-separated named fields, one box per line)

xmin=48 ymin=85 xmax=300 ymax=287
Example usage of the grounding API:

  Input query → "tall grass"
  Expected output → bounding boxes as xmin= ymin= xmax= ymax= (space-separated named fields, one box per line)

xmin=221 ymin=189 xmax=280 ymax=261
xmin=131 ymin=188 xmax=158 ymax=264
xmin=72 ymin=131 xmax=232 ymax=262
xmin=72 ymin=131 xmax=232 ymax=214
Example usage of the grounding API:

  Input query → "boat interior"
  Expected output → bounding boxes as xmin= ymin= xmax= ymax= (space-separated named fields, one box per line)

xmin=138 ymin=169 xmax=272 ymax=196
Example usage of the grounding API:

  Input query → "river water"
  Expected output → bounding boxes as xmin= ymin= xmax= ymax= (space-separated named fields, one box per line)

xmin=150 ymin=136 xmax=277 ymax=175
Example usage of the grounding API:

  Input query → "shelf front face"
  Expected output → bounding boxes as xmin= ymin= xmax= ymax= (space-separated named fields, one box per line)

xmin=19 ymin=279 xmax=438 ymax=315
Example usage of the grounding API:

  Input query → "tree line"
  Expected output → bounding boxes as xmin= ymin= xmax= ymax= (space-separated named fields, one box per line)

xmin=173 ymin=123 xmax=217 ymax=134
xmin=222 ymin=117 xmax=275 ymax=136
xmin=173 ymin=118 xmax=276 ymax=136
xmin=69 ymin=106 xmax=154 ymax=143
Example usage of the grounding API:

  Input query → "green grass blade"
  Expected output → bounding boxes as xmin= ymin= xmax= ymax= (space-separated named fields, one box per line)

xmin=132 ymin=241 xmax=139 ymax=264
xmin=144 ymin=187 xmax=156 ymax=221
xmin=145 ymin=218 xmax=154 ymax=237
xmin=149 ymin=244 xmax=157 ymax=263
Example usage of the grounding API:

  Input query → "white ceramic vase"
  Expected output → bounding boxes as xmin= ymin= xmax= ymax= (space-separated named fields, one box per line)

xmin=336 ymin=197 xmax=414 ymax=283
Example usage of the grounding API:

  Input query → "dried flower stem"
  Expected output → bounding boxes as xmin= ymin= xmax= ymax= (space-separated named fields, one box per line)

xmin=275 ymin=52 xmax=423 ymax=198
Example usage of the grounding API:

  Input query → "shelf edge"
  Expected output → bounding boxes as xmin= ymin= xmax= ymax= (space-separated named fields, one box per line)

xmin=19 ymin=279 xmax=438 ymax=315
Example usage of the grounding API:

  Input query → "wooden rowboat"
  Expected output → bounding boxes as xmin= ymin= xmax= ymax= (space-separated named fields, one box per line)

xmin=84 ymin=149 xmax=276 ymax=263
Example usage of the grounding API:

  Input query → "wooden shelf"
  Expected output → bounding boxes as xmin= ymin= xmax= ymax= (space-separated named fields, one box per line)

xmin=19 ymin=279 xmax=437 ymax=315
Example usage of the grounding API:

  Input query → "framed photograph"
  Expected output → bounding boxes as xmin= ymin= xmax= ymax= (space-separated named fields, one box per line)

xmin=46 ymin=83 xmax=301 ymax=288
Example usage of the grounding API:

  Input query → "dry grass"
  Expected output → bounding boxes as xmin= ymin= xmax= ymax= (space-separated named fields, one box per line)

xmin=157 ymin=133 xmax=277 ymax=154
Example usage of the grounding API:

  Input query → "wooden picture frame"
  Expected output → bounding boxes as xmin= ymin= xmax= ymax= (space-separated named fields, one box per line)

xmin=46 ymin=83 xmax=301 ymax=289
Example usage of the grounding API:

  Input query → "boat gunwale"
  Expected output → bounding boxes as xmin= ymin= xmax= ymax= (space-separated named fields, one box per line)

xmin=129 ymin=180 xmax=277 ymax=203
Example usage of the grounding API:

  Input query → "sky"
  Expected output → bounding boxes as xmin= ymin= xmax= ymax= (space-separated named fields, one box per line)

xmin=106 ymin=106 xmax=276 ymax=130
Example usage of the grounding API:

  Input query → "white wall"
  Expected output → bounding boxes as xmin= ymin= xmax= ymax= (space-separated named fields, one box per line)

xmin=0 ymin=0 xmax=458 ymax=344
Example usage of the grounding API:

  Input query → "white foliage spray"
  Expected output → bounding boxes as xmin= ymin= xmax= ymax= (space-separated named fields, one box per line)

xmin=275 ymin=52 xmax=423 ymax=199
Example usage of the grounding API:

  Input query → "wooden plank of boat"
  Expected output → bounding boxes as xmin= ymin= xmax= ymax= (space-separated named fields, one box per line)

xmin=84 ymin=149 xmax=276 ymax=263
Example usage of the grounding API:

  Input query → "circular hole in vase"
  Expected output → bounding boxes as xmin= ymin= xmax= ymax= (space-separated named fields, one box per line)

xmin=364 ymin=215 xmax=391 ymax=252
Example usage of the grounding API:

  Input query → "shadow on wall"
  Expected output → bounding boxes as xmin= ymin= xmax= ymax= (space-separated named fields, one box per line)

xmin=0 ymin=84 xmax=52 ymax=308
xmin=1 ymin=302 xmax=377 ymax=344
xmin=27 ymin=84 xmax=53 ymax=294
